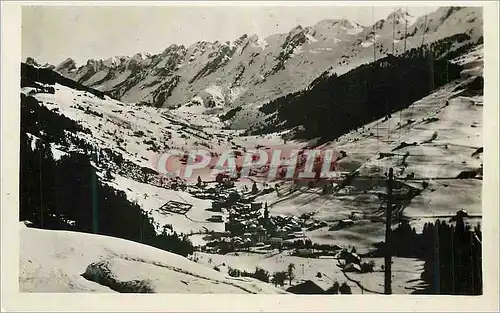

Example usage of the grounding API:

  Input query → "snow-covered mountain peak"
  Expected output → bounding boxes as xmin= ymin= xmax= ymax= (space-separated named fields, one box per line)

xmin=162 ymin=44 xmax=186 ymax=55
xmin=314 ymin=18 xmax=360 ymax=30
xmin=386 ymin=9 xmax=417 ymax=26
xmin=311 ymin=18 xmax=364 ymax=38
xmin=371 ymin=9 xmax=420 ymax=36
xmin=248 ymin=34 xmax=268 ymax=49
xmin=55 ymin=57 xmax=78 ymax=75
xmin=25 ymin=57 xmax=55 ymax=70
xmin=387 ymin=8 xmax=409 ymax=20
xmin=102 ymin=56 xmax=121 ymax=68
xmin=130 ymin=52 xmax=151 ymax=61
xmin=25 ymin=57 xmax=40 ymax=67
xmin=234 ymin=33 xmax=249 ymax=45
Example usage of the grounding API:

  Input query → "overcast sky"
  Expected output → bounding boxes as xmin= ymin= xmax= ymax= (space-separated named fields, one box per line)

xmin=22 ymin=4 xmax=440 ymax=66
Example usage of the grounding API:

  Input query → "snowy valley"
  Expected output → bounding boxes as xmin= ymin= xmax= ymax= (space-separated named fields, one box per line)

xmin=19 ymin=6 xmax=484 ymax=295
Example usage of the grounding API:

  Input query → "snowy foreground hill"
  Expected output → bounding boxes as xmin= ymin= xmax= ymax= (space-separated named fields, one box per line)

xmin=19 ymin=223 xmax=286 ymax=293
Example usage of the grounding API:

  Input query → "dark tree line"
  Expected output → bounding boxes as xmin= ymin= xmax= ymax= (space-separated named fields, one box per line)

xmin=21 ymin=63 xmax=108 ymax=99
xmin=20 ymin=93 xmax=92 ymax=144
xmin=219 ymin=106 xmax=242 ymax=121
xmin=19 ymin=95 xmax=194 ymax=257
xmin=253 ymin=35 xmax=482 ymax=140
xmin=228 ymin=267 xmax=270 ymax=283
xmin=370 ymin=218 xmax=482 ymax=295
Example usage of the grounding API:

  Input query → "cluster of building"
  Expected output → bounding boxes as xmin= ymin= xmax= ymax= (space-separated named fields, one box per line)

xmin=200 ymin=195 xmax=333 ymax=254
xmin=187 ymin=176 xmax=357 ymax=256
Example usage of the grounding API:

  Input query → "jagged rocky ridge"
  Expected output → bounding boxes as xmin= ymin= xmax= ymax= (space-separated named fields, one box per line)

xmin=45 ymin=6 xmax=481 ymax=122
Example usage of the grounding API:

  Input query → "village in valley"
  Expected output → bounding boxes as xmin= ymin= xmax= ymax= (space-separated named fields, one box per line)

xmin=151 ymin=160 xmax=474 ymax=294
xmin=17 ymin=5 xmax=486 ymax=297
xmin=164 ymin=172 xmax=368 ymax=293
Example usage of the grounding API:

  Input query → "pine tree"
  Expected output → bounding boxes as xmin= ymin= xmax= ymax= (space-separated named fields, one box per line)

xmin=287 ymin=263 xmax=295 ymax=286
xmin=251 ymin=182 xmax=258 ymax=194
xmin=339 ymin=282 xmax=352 ymax=294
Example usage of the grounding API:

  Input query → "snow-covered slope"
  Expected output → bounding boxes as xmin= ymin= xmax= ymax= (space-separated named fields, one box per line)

xmin=50 ymin=6 xmax=482 ymax=126
xmin=21 ymin=77 xmax=248 ymax=235
xmin=251 ymin=45 xmax=484 ymax=251
xmin=19 ymin=223 xmax=287 ymax=293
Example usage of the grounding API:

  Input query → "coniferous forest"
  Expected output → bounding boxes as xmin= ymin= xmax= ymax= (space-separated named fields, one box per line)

xmin=254 ymin=35 xmax=481 ymax=140
xmin=19 ymin=94 xmax=194 ymax=257
xmin=368 ymin=218 xmax=482 ymax=295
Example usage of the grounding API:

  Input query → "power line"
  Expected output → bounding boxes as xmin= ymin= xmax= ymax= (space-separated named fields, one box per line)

xmin=398 ymin=6 xmax=408 ymax=144
xmin=387 ymin=8 xmax=396 ymax=144
xmin=403 ymin=6 xmax=408 ymax=53
xmin=410 ymin=13 xmax=428 ymax=124
xmin=275 ymin=175 xmax=480 ymax=184
xmin=392 ymin=7 xmax=396 ymax=55
xmin=372 ymin=6 xmax=380 ymax=170
xmin=421 ymin=14 xmax=428 ymax=48
xmin=384 ymin=168 xmax=394 ymax=294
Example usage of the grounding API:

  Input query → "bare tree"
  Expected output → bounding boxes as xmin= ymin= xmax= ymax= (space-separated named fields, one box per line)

xmin=287 ymin=263 xmax=296 ymax=285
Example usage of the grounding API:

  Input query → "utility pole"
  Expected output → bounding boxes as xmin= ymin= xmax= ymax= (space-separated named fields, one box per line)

xmin=392 ymin=8 xmax=396 ymax=55
xmin=91 ymin=146 xmax=99 ymax=234
xmin=403 ymin=8 xmax=408 ymax=53
xmin=384 ymin=168 xmax=394 ymax=294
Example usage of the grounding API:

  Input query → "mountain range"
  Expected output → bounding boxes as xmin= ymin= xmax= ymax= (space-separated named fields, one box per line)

xmin=29 ymin=6 xmax=482 ymax=131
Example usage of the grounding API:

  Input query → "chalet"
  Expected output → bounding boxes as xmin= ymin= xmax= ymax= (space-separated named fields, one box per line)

xmin=340 ymin=250 xmax=362 ymax=265
xmin=247 ymin=223 xmax=258 ymax=233
xmin=275 ymin=228 xmax=287 ymax=239
xmin=221 ymin=179 xmax=235 ymax=189
xmin=286 ymin=280 xmax=326 ymax=294
xmin=250 ymin=202 xmax=263 ymax=210
xmin=243 ymin=238 xmax=253 ymax=247
xmin=256 ymin=225 xmax=267 ymax=242
xmin=294 ymin=248 xmax=316 ymax=258
xmin=233 ymin=236 xmax=243 ymax=243
xmin=225 ymin=221 xmax=244 ymax=234
xmin=268 ymin=237 xmax=283 ymax=248
xmin=215 ymin=172 xmax=229 ymax=183
xmin=292 ymin=231 xmax=306 ymax=238
xmin=304 ymin=220 xmax=315 ymax=228
xmin=307 ymin=221 xmax=328 ymax=231
xmin=339 ymin=219 xmax=354 ymax=226
xmin=344 ymin=263 xmax=362 ymax=273
xmin=208 ymin=215 xmax=223 ymax=223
